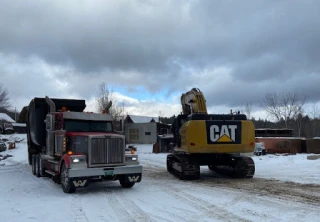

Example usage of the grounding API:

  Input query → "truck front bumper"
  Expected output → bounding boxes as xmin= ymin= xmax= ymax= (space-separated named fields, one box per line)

xmin=68 ymin=164 xmax=142 ymax=178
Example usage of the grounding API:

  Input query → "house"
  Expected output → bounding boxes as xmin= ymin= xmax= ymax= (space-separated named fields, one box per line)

xmin=0 ymin=113 xmax=16 ymax=134
xmin=12 ymin=123 xmax=27 ymax=134
xmin=0 ymin=113 xmax=15 ymax=123
xmin=124 ymin=114 xmax=171 ymax=144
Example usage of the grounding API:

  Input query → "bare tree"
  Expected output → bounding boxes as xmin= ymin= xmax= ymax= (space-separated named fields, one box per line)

xmin=0 ymin=83 xmax=10 ymax=111
xmin=96 ymin=82 xmax=123 ymax=120
xmin=309 ymin=102 xmax=320 ymax=120
xmin=243 ymin=102 xmax=252 ymax=120
xmin=263 ymin=92 xmax=307 ymax=128
xmin=308 ymin=103 xmax=320 ymax=137
xmin=295 ymin=112 xmax=304 ymax=137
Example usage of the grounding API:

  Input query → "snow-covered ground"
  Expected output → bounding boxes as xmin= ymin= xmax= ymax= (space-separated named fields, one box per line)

xmin=0 ymin=134 xmax=320 ymax=222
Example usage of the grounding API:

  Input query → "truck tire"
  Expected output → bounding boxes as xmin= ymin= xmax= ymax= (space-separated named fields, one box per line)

xmin=60 ymin=163 xmax=76 ymax=193
xmin=28 ymin=153 xmax=32 ymax=165
xmin=208 ymin=165 xmax=217 ymax=171
xmin=35 ymin=154 xmax=41 ymax=178
xmin=119 ymin=176 xmax=135 ymax=188
xmin=32 ymin=155 xmax=36 ymax=176
xmin=38 ymin=155 xmax=47 ymax=177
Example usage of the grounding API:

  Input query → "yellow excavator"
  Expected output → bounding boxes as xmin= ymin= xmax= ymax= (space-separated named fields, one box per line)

xmin=167 ymin=88 xmax=256 ymax=180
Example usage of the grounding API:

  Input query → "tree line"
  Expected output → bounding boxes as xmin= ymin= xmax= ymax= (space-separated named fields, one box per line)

xmin=161 ymin=91 xmax=319 ymax=138
xmin=0 ymin=82 xmax=319 ymax=138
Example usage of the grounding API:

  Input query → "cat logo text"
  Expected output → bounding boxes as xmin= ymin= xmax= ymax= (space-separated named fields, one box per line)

xmin=206 ymin=121 xmax=241 ymax=144
xmin=210 ymin=125 xmax=237 ymax=142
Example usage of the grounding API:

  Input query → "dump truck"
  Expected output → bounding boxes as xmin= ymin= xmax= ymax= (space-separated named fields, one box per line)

xmin=26 ymin=96 xmax=142 ymax=193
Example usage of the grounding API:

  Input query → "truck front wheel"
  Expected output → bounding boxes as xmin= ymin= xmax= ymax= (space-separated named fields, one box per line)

xmin=60 ymin=163 xmax=76 ymax=193
xmin=119 ymin=176 xmax=135 ymax=188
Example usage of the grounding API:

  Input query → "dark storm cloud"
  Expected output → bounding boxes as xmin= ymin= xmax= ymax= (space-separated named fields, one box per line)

xmin=1 ymin=0 xmax=320 ymax=109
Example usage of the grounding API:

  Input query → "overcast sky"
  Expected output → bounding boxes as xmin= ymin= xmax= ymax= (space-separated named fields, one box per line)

xmin=1 ymin=0 xmax=320 ymax=119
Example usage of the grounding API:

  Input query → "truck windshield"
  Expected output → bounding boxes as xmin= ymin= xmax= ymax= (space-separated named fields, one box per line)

xmin=64 ymin=120 xmax=113 ymax=133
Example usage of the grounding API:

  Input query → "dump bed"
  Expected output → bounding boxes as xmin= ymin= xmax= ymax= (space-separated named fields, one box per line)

xmin=26 ymin=97 xmax=86 ymax=150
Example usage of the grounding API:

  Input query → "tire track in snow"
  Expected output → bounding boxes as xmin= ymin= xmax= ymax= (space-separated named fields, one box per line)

xmin=142 ymin=165 xmax=249 ymax=222
xmin=0 ymin=161 xmax=62 ymax=195
xmin=70 ymin=195 xmax=89 ymax=222
xmin=0 ymin=163 xmax=22 ymax=173
xmin=102 ymin=188 xmax=151 ymax=222
xmin=163 ymin=184 xmax=248 ymax=222
xmin=136 ymin=195 xmax=189 ymax=222
xmin=143 ymin=162 xmax=320 ymax=206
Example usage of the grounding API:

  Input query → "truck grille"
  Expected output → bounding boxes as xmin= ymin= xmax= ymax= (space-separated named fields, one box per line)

xmin=89 ymin=137 xmax=124 ymax=167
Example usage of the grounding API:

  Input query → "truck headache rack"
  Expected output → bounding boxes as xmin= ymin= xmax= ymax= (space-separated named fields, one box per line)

xmin=89 ymin=137 xmax=125 ymax=167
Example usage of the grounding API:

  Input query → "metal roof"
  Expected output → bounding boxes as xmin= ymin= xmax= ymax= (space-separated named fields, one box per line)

xmin=127 ymin=114 xmax=159 ymax=123
xmin=0 ymin=113 xmax=15 ymax=123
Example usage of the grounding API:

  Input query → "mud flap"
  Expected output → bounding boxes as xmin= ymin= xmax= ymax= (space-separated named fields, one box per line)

xmin=70 ymin=178 xmax=90 ymax=188
xmin=122 ymin=173 xmax=142 ymax=183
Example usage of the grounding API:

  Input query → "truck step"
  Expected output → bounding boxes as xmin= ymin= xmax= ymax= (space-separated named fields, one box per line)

xmin=45 ymin=170 xmax=57 ymax=176
xmin=47 ymin=160 xmax=59 ymax=165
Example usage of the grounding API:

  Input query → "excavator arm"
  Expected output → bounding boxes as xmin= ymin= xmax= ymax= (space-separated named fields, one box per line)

xmin=180 ymin=88 xmax=207 ymax=115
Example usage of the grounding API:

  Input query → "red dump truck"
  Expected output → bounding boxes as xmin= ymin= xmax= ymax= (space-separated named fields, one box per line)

xmin=26 ymin=96 xmax=142 ymax=193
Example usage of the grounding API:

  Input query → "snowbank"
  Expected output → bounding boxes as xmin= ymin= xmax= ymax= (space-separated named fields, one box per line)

xmin=0 ymin=134 xmax=28 ymax=165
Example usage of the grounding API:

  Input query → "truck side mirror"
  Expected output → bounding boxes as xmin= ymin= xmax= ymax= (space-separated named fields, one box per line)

xmin=45 ymin=114 xmax=53 ymax=131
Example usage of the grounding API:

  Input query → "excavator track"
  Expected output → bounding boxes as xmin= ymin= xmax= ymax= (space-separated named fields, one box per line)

xmin=167 ymin=153 xmax=200 ymax=180
xmin=167 ymin=152 xmax=255 ymax=180
xmin=209 ymin=156 xmax=255 ymax=178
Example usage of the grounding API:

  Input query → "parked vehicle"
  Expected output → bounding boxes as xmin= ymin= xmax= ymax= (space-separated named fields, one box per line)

xmin=1 ymin=123 xmax=15 ymax=134
xmin=254 ymin=142 xmax=267 ymax=156
xmin=27 ymin=96 xmax=142 ymax=193
xmin=0 ymin=141 xmax=7 ymax=152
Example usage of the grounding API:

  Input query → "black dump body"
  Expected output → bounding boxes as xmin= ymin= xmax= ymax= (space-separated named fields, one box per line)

xmin=26 ymin=97 xmax=86 ymax=152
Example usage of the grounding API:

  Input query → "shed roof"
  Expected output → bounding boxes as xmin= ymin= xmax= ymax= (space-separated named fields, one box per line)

xmin=127 ymin=114 xmax=159 ymax=123
xmin=0 ymin=113 xmax=15 ymax=123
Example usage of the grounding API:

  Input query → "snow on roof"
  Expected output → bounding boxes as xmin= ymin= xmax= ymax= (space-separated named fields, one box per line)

xmin=128 ymin=114 xmax=159 ymax=123
xmin=0 ymin=113 xmax=15 ymax=123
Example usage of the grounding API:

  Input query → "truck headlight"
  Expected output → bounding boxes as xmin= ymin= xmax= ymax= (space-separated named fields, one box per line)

xmin=70 ymin=155 xmax=87 ymax=164
xmin=126 ymin=155 xmax=138 ymax=162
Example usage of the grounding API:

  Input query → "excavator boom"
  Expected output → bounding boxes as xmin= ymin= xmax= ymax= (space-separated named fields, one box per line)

xmin=181 ymin=88 xmax=207 ymax=115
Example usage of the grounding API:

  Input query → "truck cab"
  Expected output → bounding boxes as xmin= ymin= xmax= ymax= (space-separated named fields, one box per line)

xmin=27 ymin=97 xmax=142 ymax=193
xmin=1 ymin=122 xmax=14 ymax=134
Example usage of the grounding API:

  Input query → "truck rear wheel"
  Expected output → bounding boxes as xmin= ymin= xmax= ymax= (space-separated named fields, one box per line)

xmin=38 ymin=155 xmax=47 ymax=177
xmin=60 ymin=163 xmax=76 ymax=193
xmin=35 ymin=154 xmax=41 ymax=178
xmin=28 ymin=153 xmax=32 ymax=165
xmin=31 ymin=155 xmax=36 ymax=176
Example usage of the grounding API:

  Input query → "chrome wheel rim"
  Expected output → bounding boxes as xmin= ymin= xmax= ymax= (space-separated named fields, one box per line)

xmin=61 ymin=167 xmax=68 ymax=187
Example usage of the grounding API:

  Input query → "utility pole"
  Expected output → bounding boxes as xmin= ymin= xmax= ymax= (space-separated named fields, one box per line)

xmin=15 ymin=107 xmax=17 ymax=122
